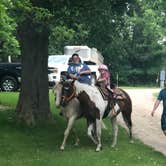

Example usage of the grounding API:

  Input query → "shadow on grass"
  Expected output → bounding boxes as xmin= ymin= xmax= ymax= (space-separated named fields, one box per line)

xmin=0 ymin=108 xmax=96 ymax=153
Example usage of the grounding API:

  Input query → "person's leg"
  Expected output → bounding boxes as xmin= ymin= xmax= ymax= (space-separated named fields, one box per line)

xmin=161 ymin=114 xmax=166 ymax=136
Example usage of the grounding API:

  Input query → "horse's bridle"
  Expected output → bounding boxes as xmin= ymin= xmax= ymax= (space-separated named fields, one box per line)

xmin=61 ymin=84 xmax=76 ymax=105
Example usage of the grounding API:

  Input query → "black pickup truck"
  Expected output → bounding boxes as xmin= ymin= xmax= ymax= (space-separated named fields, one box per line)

xmin=0 ymin=63 xmax=21 ymax=91
xmin=0 ymin=63 xmax=55 ymax=91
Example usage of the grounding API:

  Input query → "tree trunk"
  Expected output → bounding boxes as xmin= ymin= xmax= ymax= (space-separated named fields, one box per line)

xmin=16 ymin=21 xmax=51 ymax=125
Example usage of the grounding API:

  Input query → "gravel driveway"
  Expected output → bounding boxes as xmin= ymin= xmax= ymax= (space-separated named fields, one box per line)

xmin=118 ymin=88 xmax=166 ymax=156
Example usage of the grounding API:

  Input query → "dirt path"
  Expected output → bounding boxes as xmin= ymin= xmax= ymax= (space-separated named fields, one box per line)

xmin=118 ymin=88 xmax=166 ymax=156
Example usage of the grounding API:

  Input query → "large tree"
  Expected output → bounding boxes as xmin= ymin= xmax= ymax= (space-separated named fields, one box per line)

xmin=12 ymin=0 xmax=53 ymax=125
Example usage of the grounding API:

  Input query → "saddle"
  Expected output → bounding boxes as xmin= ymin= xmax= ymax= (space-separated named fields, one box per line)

xmin=97 ymin=87 xmax=111 ymax=101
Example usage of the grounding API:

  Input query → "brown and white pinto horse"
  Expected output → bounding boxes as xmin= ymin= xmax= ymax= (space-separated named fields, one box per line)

xmin=58 ymin=80 xmax=133 ymax=151
xmin=54 ymin=82 xmax=103 ymax=150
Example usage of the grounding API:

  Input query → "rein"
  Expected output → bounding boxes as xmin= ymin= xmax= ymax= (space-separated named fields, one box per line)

xmin=62 ymin=85 xmax=76 ymax=103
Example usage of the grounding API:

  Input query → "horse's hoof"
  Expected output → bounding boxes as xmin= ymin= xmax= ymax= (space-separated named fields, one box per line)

xmin=130 ymin=140 xmax=134 ymax=144
xmin=96 ymin=146 xmax=102 ymax=152
xmin=74 ymin=138 xmax=80 ymax=146
xmin=74 ymin=142 xmax=79 ymax=146
xmin=111 ymin=144 xmax=116 ymax=148
xmin=60 ymin=146 xmax=65 ymax=151
xmin=96 ymin=148 xmax=100 ymax=152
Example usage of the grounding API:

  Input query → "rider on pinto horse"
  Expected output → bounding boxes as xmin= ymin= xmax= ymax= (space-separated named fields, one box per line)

xmin=67 ymin=53 xmax=123 ymax=115
xmin=96 ymin=64 xmax=124 ymax=115
xmin=97 ymin=64 xmax=124 ymax=99
xmin=67 ymin=53 xmax=91 ymax=85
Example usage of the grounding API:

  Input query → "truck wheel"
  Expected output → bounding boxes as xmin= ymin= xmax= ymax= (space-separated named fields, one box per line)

xmin=91 ymin=74 xmax=97 ymax=85
xmin=0 ymin=76 xmax=18 ymax=92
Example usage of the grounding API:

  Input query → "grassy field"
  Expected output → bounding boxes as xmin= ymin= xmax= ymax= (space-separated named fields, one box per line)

xmin=0 ymin=91 xmax=166 ymax=166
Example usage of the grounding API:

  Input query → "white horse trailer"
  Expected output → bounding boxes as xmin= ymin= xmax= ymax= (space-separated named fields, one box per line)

xmin=64 ymin=46 xmax=104 ymax=65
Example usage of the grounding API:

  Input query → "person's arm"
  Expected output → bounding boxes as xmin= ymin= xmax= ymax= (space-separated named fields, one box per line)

xmin=97 ymin=72 xmax=109 ymax=83
xmin=151 ymin=100 xmax=161 ymax=117
xmin=67 ymin=66 xmax=78 ymax=79
xmin=69 ymin=74 xmax=78 ymax=79
xmin=79 ymin=70 xmax=91 ymax=75
xmin=151 ymin=90 xmax=163 ymax=117
xmin=79 ymin=64 xmax=91 ymax=75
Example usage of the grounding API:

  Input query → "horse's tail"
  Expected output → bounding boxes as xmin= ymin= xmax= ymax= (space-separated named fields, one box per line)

xmin=121 ymin=105 xmax=132 ymax=127
xmin=118 ymin=88 xmax=132 ymax=128
xmin=118 ymin=88 xmax=133 ymax=140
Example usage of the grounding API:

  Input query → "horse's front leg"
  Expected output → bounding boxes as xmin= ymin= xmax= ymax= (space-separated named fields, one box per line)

xmin=95 ymin=119 xmax=102 ymax=152
xmin=60 ymin=116 xmax=76 ymax=150
xmin=110 ymin=116 xmax=118 ymax=148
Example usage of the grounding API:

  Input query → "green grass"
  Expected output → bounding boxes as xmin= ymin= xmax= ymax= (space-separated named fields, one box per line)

xmin=0 ymin=91 xmax=166 ymax=166
xmin=0 ymin=92 xmax=19 ymax=107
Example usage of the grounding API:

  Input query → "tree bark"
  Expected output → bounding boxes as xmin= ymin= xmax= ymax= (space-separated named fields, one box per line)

xmin=16 ymin=21 xmax=51 ymax=125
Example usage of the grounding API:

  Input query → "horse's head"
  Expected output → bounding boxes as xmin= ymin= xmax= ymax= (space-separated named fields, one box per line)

xmin=60 ymin=80 xmax=76 ymax=107
xmin=53 ymin=82 xmax=63 ymax=108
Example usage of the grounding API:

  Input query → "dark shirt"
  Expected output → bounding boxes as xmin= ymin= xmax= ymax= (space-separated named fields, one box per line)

xmin=67 ymin=63 xmax=91 ymax=85
xmin=157 ymin=88 xmax=166 ymax=114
